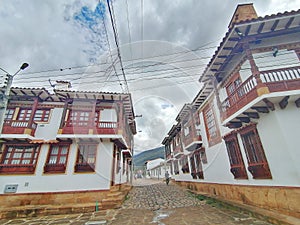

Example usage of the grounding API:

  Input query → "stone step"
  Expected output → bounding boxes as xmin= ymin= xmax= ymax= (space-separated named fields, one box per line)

xmin=106 ymin=191 xmax=123 ymax=198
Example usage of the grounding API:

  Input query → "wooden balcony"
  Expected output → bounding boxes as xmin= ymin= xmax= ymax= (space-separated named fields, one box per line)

xmin=183 ymin=133 xmax=202 ymax=151
xmin=74 ymin=163 xmax=95 ymax=173
xmin=44 ymin=163 xmax=66 ymax=173
xmin=2 ymin=120 xmax=37 ymax=136
xmin=172 ymin=145 xmax=184 ymax=158
xmin=0 ymin=164 xmax=36 ymax=174
xmin=221 ymin=66 xmax=300 ymax=121
xmin=60 ymin=120 xmax=133 ymax=149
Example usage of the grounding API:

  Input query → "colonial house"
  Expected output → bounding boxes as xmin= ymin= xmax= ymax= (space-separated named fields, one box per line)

xmin=162 ymin=4 xmax=300 ymax=219
xmin=146 ymin=158 xmax=170 ymax=179
xmin=0 ymin=83 xmax=136 ymax=218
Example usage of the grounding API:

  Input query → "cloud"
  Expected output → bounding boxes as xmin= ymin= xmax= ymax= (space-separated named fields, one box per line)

xmin=1 ymin=0 xmax=299 ymax=152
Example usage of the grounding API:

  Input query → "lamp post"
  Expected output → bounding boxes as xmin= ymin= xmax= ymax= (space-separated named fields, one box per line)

xmin=0 ymin=63 xmax=29 ymax=135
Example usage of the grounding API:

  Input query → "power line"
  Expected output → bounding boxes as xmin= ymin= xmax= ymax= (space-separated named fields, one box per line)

xmin=99 ymin=0 xmax=123 ymax=91
xmin=0 ymin=43 xmax=218 ymax=78
xmin=106 ymin=0 xmax=129 ymax=93
xmin=10 ymin=50 xmax=296 ymax=84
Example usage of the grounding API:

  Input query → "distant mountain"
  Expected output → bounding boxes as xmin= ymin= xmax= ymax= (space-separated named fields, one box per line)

xmin=133 ymin=146 xmax=165 ymax=168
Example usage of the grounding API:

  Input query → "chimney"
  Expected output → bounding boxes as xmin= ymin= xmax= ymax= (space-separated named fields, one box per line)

xmin=55 ymin=80 xmax=71 ymax=90
xmin=228 ymin=3 xmax=258 ymax=29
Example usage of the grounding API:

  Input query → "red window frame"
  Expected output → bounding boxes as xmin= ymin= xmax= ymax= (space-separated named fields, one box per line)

xmin=44 ymin=144 xmax=70 ymax=173
xmin=173 ymin=160 xmax=179 ymax=175
xmin=34 ymin=109 xmax=50 ymax=122
xmin=17 ymin=108 xmax=32 ymax=121
xmin=75 ymin=143 xmax=97 ymax=172
xmin=224 ymin=132 xmax=248 ymax=179
xmin=203 ymin=103 xmax=221 ymax=147
xmin=0 ymin=145 xmax=40 ymax=174
xmin=189 ymin=150 xmax=204 ymax=179
xmin=67 ymin=110 xmax=91 ymax=127
xmin=180 ymin=155 xmax=189 ymax=174
xmin=5 ymin=108 xmax=15 ymax=120
xmin=240 ymin=124 xmax=272 ymax=179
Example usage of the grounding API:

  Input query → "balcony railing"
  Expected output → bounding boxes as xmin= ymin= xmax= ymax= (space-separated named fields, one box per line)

xmin=74 ymin=163 xmax=95 ymax=172
xmin=61 ymin=120 xmax=133 ymax=149
xmin=221 ymin=66 xmax=300 ymax=120
xmin=62 ymin=121 xmax=119 ymax=134
xmin=2 ymin=120 xmax=37 ymax=136
xmin=183 ymin=132 xmax=202 ymax=149
xmin=0 ymin=164 xmax=36 ymax=174
xmin=44 ymin=163 xmax=66 ymax=173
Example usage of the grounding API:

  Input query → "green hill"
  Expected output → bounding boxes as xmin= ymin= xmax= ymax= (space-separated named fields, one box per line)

xmin=133 ymin=146 xmax=165 ymax=168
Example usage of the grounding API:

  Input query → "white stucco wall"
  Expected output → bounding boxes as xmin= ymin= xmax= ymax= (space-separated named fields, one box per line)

xmin=0 ymin=141 xmax=114 ymax=194
xmin=35 ymin=108 xmax=63 ymax=140
xmin=172 ymin=94 xmax=300 ymax=187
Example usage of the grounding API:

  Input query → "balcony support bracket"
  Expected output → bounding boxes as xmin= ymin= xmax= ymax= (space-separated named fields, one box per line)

xmin=237 ymin=117 xmax=251 ymax=123
xmin=279 ymin=96 xmax=290 ymax=109
xmin=251 ymin=106 xmax=269 ymax=113
xmin=243 ymin=112 xmax=260 ymax=119
xmin=263 ymin=98 xmax=275 ymax=111
xmin=295 ymin=98 xmax=300 ymax=108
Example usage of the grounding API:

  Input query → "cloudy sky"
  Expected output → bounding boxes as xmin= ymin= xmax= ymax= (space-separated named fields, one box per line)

xmin=1 ymin=0 xmax=300 ymax=153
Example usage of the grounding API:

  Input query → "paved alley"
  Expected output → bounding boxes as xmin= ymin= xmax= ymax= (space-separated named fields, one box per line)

xmin=0 ymin=179 xmax=275 ymax=225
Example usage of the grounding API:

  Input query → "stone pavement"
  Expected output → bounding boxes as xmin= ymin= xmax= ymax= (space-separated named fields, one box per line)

xmin=0 ymin=178 xmax=276 ymax=225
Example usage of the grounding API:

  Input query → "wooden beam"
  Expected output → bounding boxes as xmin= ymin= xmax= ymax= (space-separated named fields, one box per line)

xmin=226 ymin=121 xmax=242 ymax=129
xmin=263 ymin=98 xmax=275 ymax=111
xmin=251 ymin=106 xmax=269 ymax=113
xmin=270 ymin=19 xmax=279 ymax=31
xmin=237 ymin=116 xmax=251 ymax=123
xmin=244 ymin=25 xmax=251 ymax=36
xmin=285 ymin=17 xmax=294 ymax=29
xmin=223 ymin=47 xmax=233 ymax=51
xmin=295 ymin=98 xmax=300 ymax=108
xmin=257 ymin=22 xmax=265 ymax=34
xmin=228 ymin=37 xmax=240 ymax=42
xmin=279 ymin=96 xmax=289 ymax=109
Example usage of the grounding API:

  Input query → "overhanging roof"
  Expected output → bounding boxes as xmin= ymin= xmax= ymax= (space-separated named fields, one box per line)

xmin=200 ymin=8 xmax=300 ymax=83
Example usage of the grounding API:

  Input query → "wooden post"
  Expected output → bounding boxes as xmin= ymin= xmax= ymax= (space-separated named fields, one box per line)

xmin=27 ymin=97 xmax=38 ymax=128
xmin=243 ymin=42 xmax=269 ymax=96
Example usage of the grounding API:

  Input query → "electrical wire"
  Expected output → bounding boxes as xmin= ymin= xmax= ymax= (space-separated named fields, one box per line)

xmin=106 ymin=0 xmax=129 ymax=93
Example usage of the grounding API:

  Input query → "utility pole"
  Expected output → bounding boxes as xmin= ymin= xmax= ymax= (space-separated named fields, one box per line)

xmin=0 ymin=63 xmax=29 ymax=135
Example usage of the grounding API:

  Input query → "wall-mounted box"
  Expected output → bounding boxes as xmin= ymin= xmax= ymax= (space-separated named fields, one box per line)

xmin=4 ymin=184 xmax=18 ymax=193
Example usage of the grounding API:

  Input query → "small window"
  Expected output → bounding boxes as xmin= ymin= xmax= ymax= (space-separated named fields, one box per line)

xmin=5 ymin=109 xmax=15 ymax=120
xmin=189 ymin=151 xmax=204 ymax=179
xmin=75 ymin=144 xmax=97 ymax=172
xmin=0 ymin=145 xmax=39 ymax=174
xmin=180 ymin=155 xmax=189 ymax=174
xmin=68 ymin=110 xmax=91 ymax=126
xmin=184 ymin=126 xmax=190 ymax=136
xmin=44 ymin=145 xmax=69 ymax=173
xmin=203 ymin=103 xmax=221 ymax=147
xmin=240 ymin=124 xmax=272 ymax=179
xmin=17 ymin=109 xmax=32 ymax=121
xmin=34 ymin=109 xmax=50 ymax=122
xmin=224 ymin=132 xmax=248 ymax=179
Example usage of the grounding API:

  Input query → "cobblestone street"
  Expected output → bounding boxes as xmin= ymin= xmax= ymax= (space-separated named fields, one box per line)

xmin=0 ymin=179 xmax=275 ymax=225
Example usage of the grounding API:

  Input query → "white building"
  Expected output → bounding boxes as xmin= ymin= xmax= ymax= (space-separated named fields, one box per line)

xmin=146 ymin=158 xmax=170 ymax=179
xmin=0 ymin=86 xmax=136 ymax=218
xmin=162 ymin=4 xmax=300 ymax=219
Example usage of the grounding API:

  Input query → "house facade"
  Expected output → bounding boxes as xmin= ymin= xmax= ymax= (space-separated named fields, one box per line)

xmin=146 ymin=158 xmax=167 ymax=179
xmin=163 ymin=4 xmax=300 ymax=218
xmin=0 ymin=85 xmax=136 ymax=218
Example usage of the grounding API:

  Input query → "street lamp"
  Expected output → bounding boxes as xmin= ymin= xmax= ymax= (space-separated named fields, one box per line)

xmin=0 ymin=63 xmax=29 ymax=135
